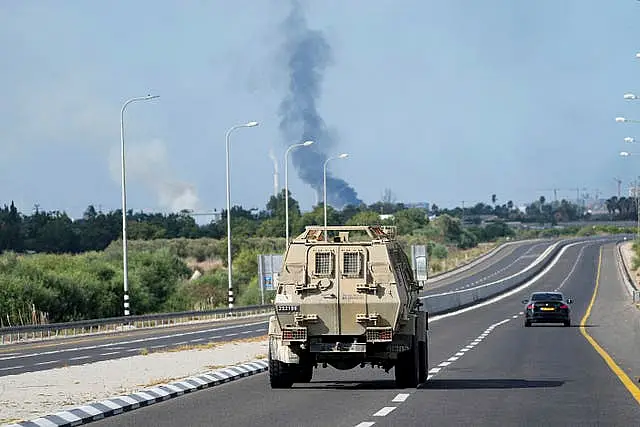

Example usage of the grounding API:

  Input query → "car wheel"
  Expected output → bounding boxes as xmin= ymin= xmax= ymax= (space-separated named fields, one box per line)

xmin=563 ymin=320 xmax=571 ymax=327
xmin=524 ymin=320 xmax=531 ymax=327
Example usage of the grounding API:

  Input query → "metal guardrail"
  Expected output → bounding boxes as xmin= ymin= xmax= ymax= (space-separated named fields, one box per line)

xmin=2 ymin=234 xmax=629 ymax=345
xmin=426 ymin=237 xmax=542 ymax=282
xmin=422 ymin=239 xmax=562 ymax=315
xmin=0 ymin=304 xmax=273 ymax=345
xmin=0 ymin=239 xmax=524 ymax=346
xmin=615 ymin=239 xmax=640 ymax=303
xmin=422 ymin=235 xmax=630 ymax=316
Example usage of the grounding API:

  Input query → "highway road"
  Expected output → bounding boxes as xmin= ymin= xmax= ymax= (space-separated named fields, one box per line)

xmin=0 ymin=239 xmax=540 ymax=377
xmin=422 ymin=238 xmax=555 ymax=294
xmin=0 ymin=317 xmax=268 ymax=376
xmin=88 ymin=236 xmax=640 ymax=427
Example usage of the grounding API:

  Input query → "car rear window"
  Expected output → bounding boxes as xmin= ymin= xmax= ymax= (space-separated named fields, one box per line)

xmin=531 ymin=293 xmax=563 ymax=301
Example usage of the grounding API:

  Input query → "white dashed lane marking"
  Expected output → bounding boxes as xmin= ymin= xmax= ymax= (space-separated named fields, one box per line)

xmin=0 ymin=365 xmax=23 ymax=371
xmin=450 ymin=250 xmax=540 ymax=291
xmin=352 ymin=315 xmax=516 ymax=427
xmin=69 ymin=355 xmax=90 ymax=361
xmin=0 ymin=322 xmax=266 ymax=362
xmin=392 ymin=393 xmax=410 ymax=403
xmin=555 ymin=244 xmax=589 ymax=291
xmin=35 ymin=360 xmax=58 ymax=366
xmin=373 ymin=407 xmax=396 ymax=417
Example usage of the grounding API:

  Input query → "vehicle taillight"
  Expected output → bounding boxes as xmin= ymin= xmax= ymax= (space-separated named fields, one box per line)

xmin=526 ymin=303 xmax=534 ymax=310
xmin=560 ymin=304 xmax=568 ymax=309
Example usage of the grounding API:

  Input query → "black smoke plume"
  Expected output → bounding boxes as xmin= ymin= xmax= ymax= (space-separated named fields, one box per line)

xmin=277 ymin=0 xmax=362 ymax=209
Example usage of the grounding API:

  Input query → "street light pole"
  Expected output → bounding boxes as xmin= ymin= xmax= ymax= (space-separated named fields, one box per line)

xmin=323 ymin=153 xmax=349 ymax=241
xmin=225 ymin=121 xmax=259 ymax=308
xmin=616 ymin=116 xmax=640 ymax=124
xmin=120 ymin=94 xmax=159 ymax=317
xmin=284 ymin=140 xmax=314 ymax=245
xmin=633 ymin=177 xmax=640 ymax=241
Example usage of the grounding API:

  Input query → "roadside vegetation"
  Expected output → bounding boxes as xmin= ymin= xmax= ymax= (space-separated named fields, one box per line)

xmin=630 ymin=239 xmax=640 ymax=271
xmin=0 ymin=191 xmax=633 ymax=327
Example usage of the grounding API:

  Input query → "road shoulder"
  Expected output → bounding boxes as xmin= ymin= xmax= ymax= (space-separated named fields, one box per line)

xmin=586 ymin=243 xmax=640 ymax=383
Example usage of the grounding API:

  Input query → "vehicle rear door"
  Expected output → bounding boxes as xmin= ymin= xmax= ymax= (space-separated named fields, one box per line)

xmin=305 ymin=246 xmax=339 ymax=335
xmin=337 ymin=245 xmax=368 ymax=336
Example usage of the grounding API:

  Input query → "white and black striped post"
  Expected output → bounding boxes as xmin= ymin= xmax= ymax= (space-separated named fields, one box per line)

xmin=124 ymin=293 xmax=130 ymax=316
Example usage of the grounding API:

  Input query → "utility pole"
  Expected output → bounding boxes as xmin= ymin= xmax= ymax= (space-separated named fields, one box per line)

xmin=461 ymin=200 xmax=465 ymax=226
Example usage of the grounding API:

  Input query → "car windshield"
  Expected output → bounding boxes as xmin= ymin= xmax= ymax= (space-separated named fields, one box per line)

xmin=531 ymin=293 xmax=563 ymax=301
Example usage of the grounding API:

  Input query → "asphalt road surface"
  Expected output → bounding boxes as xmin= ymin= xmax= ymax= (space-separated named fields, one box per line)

xmin=422 ymin=239 xmax=556 ymax=295
xmin=89 ymin=236 xmax=640 ymax=427
xmin=0 ymin=317 xmax=268 ymax=376
xmin=0 ymin=239 xmax=541 ymax=376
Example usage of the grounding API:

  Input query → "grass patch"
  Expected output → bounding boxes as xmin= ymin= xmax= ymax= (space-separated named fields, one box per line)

xmin=205 ymin=364 xmax=226 ymax=370
xmin=228 ymin=335 xmax=268 ymax=345
xmin=162 ymin=342 xmax=221 ymax=353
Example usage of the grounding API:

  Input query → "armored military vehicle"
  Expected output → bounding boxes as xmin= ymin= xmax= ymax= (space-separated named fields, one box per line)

xmin=268 ymin=225 xmax=428 ymax=388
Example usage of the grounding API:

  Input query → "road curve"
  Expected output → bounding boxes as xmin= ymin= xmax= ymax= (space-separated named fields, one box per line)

xmin=421 ymin=238 xmax=556 ymax=295
xmin=0 ymin=239 xmax=547 ymax=376
xmin=87 ymin=236 xmax=640 ymax=427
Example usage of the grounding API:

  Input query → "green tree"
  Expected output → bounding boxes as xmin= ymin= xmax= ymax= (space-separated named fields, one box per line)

xmin=0 ymin=202 xmax=23 ymax=252
xmin=392 ymin=208 xmax=429 ymax=234
xmin=346 ymin=211 xmax=380 ymax=226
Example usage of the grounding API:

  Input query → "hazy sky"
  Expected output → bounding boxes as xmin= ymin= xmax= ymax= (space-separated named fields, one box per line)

xmin=2 ymin=0 xmax=639 ymax=218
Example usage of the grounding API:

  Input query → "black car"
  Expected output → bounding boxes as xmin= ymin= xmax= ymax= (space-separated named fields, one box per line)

xmin=522 ymin=291 xmax=573 ymax=327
